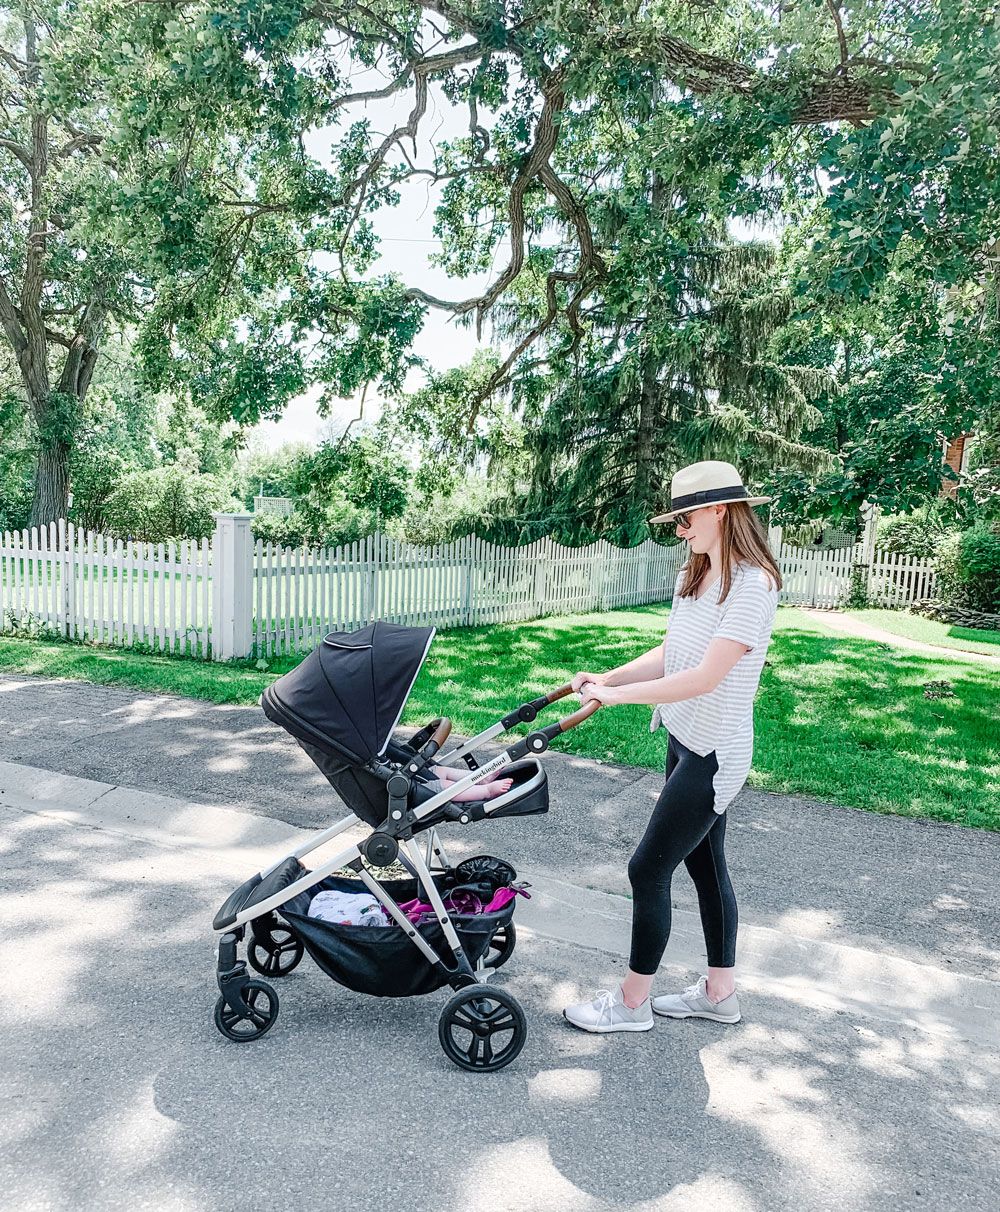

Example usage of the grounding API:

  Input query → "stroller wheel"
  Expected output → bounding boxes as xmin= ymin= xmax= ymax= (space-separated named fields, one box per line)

xmin=248 ymin=918 xmax=304 ymax=978
xmin=214 ymin=981 xmax=279 ymax=1042
xmin=483 ymin=921 xmax=516 ymax=970
xmin=438 ymin=984 xmax=527 ymax=1072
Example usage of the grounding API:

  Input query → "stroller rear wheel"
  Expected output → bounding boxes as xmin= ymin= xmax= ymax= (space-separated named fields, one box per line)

xmin=214 ymin=981 xmax=279 ymax=1042
xmin=248 ymin=915 xmax=304 ymax=978
xmin=438 ymin=984 xmax=527 ymax=1072
xmin=483 ymin=921 xmax=516 ymax=970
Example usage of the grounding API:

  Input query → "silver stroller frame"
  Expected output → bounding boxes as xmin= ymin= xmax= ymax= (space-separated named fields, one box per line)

xmin=211 ymin=684 xmax=599 ymax=1065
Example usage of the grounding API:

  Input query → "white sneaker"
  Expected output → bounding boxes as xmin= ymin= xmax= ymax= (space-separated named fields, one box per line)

xmin=651 ymin=975 xmax=741 ymax=1023
xmin=563 ymin=986 xmax=654 ymax=1033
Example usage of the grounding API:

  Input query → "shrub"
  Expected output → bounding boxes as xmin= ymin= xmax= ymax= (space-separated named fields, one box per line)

xmin=933 ymin=525 xmax=1000 ymax=612
xmin=103 ymin=465 xmax=239 ymax=542
xmin=845 ymin=564 xmax=870 ymax=608
xmin=876 ymin=501 xmax=957 ymax=557
xmin=933 ymin=531 xmax=964 ymax=602
xmin=959 ymin=526 xmax=1000 ymax=612
xmin=250 ymin=506 xmax=367 ymax=550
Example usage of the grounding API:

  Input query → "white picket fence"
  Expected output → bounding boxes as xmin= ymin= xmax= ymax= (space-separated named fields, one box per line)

xmin=868 ymin=549 xmax=938 ymax=608
xmin=252 ymin=533 xmax=687 ymax=658
xmin=0 ymin=515 xmax=937 ymax=661
xmin=0 ymin=519 xmax=212 ymax=657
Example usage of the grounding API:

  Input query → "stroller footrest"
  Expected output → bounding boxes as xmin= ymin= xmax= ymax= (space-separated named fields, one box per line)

xmin=213 ymin=873 xmax=263 ymax=931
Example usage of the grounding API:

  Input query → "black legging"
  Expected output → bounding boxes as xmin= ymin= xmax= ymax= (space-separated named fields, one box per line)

xmin=627 ymin=733 xmax=739 ymax=975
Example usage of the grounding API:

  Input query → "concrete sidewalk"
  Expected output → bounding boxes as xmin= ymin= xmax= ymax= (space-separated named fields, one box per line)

xmin=801 ymin=608 xmax=1000 ymax=666
xmin=1 ymin=755 xmax=998 ymax=1212
xmin=1 ymin=673 xmax=997 ymax=982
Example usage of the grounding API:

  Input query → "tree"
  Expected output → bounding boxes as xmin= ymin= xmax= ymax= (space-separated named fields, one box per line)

xmin=8 ymin=0 xmax=996 ymax=531
xmin=102 ymin=460 xmax=238 ymax=543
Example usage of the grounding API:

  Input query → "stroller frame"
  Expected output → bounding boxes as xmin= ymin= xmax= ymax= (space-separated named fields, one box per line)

xmin=211 ymin=679 xmax=598 ymax=1068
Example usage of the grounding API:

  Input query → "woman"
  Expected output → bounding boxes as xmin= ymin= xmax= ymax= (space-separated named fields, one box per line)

xmin=563 ymin=460 xmax=782 ymax=1033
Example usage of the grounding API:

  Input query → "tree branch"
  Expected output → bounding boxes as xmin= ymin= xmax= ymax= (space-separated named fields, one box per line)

xmin=0 ymin=275 xmax=27 ymax=355
xmin=825 ymin=0 xmax=851 ymax=74
xmin=0 ymin=136 xmax=31 ymax=169
xmin=54 ymin=131 xmax=104 ymax=159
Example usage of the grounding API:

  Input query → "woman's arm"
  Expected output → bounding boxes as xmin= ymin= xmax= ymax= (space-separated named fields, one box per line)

xmin=581 ymin=637 xmax=750 ymax=706
xmin=604 ymin=642 xmax=666 ymax=686
xmin=571 ymin=640 xmax=665 ymax=692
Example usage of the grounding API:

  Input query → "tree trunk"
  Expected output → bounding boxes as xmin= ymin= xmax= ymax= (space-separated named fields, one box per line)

xmin=633 ymin=161 xmax=667 ymax=536
xmin=31 ymin=439 xmax=72 ymax=526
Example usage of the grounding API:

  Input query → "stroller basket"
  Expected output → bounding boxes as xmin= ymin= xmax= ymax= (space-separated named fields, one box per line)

xmin=277 ymin=862 xmax=516 ymax=998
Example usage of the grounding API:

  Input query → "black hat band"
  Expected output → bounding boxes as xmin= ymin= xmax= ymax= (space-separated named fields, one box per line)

xmin=671 ymin=485 xmax=748 ymax=512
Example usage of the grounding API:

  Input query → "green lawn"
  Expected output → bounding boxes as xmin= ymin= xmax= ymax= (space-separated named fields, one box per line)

xmin=0 ymin=604 xmax=997 ymax=830
xmin=843 ymin=608 xmax=1000 ymax=657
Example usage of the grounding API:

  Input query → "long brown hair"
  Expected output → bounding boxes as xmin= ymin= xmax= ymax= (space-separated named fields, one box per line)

xmin=678 ymin=502 xmax=782 ymax=603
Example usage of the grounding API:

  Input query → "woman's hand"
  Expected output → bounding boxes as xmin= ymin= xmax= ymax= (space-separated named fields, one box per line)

xmin=571 ymin=670 xmax=609 ymax=693
xmin=579 ymin=680 xmax=621 ymax=706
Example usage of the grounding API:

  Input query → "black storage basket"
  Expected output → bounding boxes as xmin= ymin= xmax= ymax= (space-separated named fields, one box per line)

xmin=279 ymin=869 xmax=516 ymax=997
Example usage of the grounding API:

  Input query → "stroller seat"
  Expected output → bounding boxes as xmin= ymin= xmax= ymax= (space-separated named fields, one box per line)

xmin=281 ymin=734 xmax=549 ymax=831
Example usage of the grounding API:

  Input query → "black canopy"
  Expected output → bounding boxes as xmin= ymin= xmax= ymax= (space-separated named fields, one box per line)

xmin=261 ymin=621 xmax=435 ymax=765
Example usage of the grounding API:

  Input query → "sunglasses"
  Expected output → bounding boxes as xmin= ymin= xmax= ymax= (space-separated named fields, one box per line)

xmin=673 ymin=511 xmax=693 ymax=529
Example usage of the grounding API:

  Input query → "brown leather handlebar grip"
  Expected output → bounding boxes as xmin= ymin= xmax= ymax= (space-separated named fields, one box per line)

xmin=558 ymin=698 xmax=601 ymax=732
xmin=430 ymin=717 xmax=452 ymax=748
xmin=545 ymin=683 xmax=575 ymax=704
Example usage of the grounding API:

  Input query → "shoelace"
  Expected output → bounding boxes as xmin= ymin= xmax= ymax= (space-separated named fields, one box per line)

xmin=592 ymin=988 xmax=618 ymax=1027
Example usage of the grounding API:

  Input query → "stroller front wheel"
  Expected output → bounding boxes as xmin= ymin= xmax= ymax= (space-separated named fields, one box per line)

xmin=438 ymin=984 xmax=527 ymax=1072
xmin=214 ymin=981 xmax=279 ymax=1042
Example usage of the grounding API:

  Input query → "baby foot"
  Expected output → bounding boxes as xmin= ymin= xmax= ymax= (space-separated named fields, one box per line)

xmin=450 ymin=778 xmax=514 ymax=803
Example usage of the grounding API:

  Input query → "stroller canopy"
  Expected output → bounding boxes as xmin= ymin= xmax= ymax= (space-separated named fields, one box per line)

xmin=262 ymin=621 xmax=435 ymax=765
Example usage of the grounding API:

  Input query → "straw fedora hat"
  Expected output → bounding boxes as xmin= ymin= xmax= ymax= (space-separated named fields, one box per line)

xmin=649 ymin=460 xmax=771 ymax=524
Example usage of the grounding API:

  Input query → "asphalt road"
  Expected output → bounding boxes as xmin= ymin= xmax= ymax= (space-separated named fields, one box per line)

xmin=1 ymin=674 xmax=998 ymax=1211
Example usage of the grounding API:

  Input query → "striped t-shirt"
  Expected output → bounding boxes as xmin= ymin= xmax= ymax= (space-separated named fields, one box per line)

xmin=650 ymin=560 xmax=779 ymax=813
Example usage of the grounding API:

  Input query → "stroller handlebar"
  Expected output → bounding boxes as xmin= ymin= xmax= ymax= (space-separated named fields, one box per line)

xmin=405 ymin=716 xmax=453 ymax=766
xmin=555 ymin=697 xmax=601 ymax=732
xmin=544 ymin=682 xmax=575 ymax=704
xmin=435 ymin=682 xmax=600 ymax=768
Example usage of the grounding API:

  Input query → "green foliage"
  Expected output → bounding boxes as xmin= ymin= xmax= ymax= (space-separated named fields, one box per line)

xmin=293 ymin=434 xmax=410 ymax=527
xmin=958 ymin=526 xmax=1000 ymax=612
xmin=68 ymin=378 xmax=159 ymax=532
xmin=933 ymin=531 xmax=964 ymax=604
xmin=249 ymin=506 xmax=366 ymax=550
xmin=235 ymin=442 xmax=313 ymax=506
xmin=934 ymin=525 xmax=1000 ymax=612
xmin=246 ymin=433 xmax=410 ymax=547
xmin=102 ymin=465 xmax=238 ymax=542
xmin=815 ymin=5 xmax=1000 ymax=300
xmin=0 ymin=393 xmax=34 ymax=531
xmin=876 ymin=502 xmax=959 ymax=558
xmin=845 ymin=565 xmax=871 ymax=609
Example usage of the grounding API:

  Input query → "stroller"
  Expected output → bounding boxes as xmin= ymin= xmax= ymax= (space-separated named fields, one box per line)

xmin=211 ymin=620 xmax=598 ymax=1072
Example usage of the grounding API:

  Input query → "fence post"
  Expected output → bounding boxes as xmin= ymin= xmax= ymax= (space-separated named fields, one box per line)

xmin=211 ymin=513 xmax=254 ymax=660
xmin=461 ymin=535 xmax=474 ymax=626
xmin=859 ymin=501 xmax=879 ymax=602
xmin=593 ymin=550 xmax=608 ymax=610
xmin=533 ymin=537 xmax=550 ymax=618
